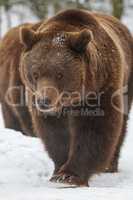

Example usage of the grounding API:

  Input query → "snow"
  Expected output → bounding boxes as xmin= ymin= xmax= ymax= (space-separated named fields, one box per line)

xmin=0 ymin=4 xmax=133 ymax=200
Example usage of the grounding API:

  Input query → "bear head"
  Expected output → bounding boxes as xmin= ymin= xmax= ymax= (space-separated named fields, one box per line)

xmin=20 ymin=27 xmax=97 ymax=114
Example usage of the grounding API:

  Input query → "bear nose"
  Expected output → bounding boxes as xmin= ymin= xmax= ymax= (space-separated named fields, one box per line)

xmin=37 ymin=97 xmax=52 ymax=110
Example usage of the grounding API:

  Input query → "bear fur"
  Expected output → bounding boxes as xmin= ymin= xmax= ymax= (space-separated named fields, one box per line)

xmin=0 ymin=9 xmax=133 ymax=186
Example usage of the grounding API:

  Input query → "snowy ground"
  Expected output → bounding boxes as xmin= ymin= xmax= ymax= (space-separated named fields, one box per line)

xmin=0 ymin=5 xmax=133 ymax=200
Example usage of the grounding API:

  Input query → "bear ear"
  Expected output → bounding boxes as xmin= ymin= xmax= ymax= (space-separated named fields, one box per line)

xmin=68 ymin=29 xmax=93 ymax=53
xmin=20 ymin=27 xmax=41 ymax=50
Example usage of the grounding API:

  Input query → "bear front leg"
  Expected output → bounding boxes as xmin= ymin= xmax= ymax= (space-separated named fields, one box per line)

xmin=105 ymin=114 xmax=128 ymax=173
xmin=52 ymin=95 xmax=123 ymax=186
xmin=31 ymin=110 xmax=70 ymax=176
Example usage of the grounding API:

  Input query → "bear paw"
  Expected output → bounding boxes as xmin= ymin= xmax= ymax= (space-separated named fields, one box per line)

xmin=105 ymin=163 xmax=118 ymax=173
xmin=105 ymin=167 xmax=118 ymax=173
xmin=50 ymin=172 xmax=89 ymax=187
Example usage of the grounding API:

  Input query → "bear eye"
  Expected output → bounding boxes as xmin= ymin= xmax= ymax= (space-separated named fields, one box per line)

xmin=57 ymin=72 xmax=63 ymax=80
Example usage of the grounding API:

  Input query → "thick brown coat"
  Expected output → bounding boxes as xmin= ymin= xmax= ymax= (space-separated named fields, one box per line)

xmin=0 ymin=9 xmax=133 ymax=186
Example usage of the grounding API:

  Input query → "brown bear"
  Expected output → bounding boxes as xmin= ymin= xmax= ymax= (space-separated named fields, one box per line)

xmin=0 ymin=9 xmax=133 ymax=187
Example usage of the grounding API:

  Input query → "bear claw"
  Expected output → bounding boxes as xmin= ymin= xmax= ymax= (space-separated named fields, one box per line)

xmin=50 ymin=172 xmax=88 ymax=187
